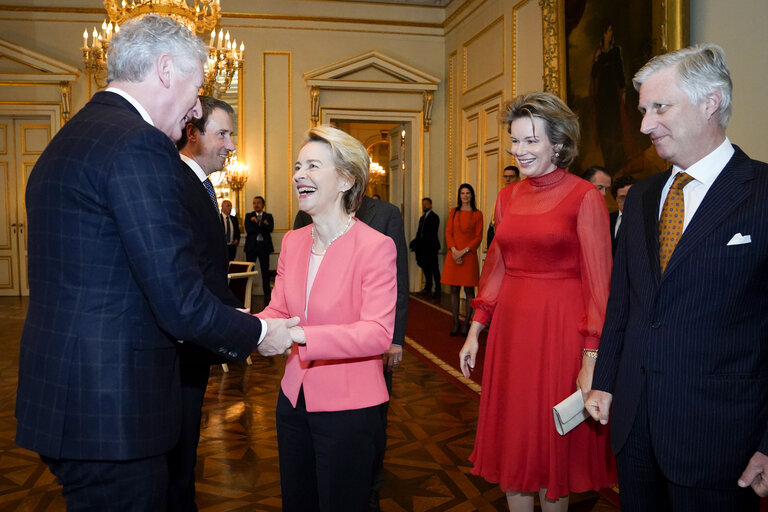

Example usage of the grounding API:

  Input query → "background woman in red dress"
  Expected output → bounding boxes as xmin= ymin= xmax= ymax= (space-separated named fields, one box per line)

xmin=459 ymin=93 xmax=616 ymax=512
xmin=440 ymin=183 xmax=483 ymax=336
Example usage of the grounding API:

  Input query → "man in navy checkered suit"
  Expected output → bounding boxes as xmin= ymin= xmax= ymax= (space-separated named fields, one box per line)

xmin=15 ymin=15 xmax=297 ymax=511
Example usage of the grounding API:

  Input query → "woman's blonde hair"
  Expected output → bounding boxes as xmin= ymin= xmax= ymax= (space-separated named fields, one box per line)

xmin=303 ymin=125 xmax=370 ymax=214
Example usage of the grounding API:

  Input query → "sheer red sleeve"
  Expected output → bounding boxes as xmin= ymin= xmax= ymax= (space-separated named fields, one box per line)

xmin=576 ymin=187 xmax=612 ymax=349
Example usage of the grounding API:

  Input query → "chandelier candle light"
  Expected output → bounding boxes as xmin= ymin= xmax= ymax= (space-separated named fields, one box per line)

xmin=82 ymin=0 xmax=242 ymax=96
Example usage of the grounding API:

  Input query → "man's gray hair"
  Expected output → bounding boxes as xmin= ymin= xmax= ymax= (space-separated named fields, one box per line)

xmin=633 ymin=43 xmax=733 ymax=128
xmin=107 ymin=14 xmax=207 ymax=84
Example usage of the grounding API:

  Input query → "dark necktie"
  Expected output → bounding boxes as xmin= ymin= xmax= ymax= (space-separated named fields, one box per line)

xmin=224 ymin=215 xmax=232 ymax=242
xmin=203 ymin=178 xmax=219 ymax=213
xmin=659 ymin=172 xmax=694 ymax=275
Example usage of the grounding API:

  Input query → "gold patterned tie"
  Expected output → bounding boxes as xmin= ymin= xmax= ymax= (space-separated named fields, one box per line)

xmin=659 ymin=172 xmax=694 ymax=275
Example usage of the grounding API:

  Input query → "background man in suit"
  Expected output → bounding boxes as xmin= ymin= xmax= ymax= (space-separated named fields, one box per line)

xmin=608 ymin=175 xmax=635 ymax=255
xmin=245 ymin=196 xmax=274 ymax=304
xmin=586 ymin=43 xmax=768 ymax=511
xmin=221 ymin=199 xmax=240 ymax=262
xmin=15 ymin=16 xmax=297 ymax=510
xmin=294 ymin=195 xmax=408 ymax=511
xmin=487 ymin=165 xmax=520 ymax=248
xmin=582 ymin=165 xmax=612 ymax=197
xmin=172 ymin=94 xmax=241 ymax=511
xmin=410 ymin=197 xmax=441 ymax=297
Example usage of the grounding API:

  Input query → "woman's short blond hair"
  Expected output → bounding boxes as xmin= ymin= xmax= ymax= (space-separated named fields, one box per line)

xmin=303 ymin=125 xmax=369 ymax=214
xmin=504 ymin=92 xmax=580 ymax=169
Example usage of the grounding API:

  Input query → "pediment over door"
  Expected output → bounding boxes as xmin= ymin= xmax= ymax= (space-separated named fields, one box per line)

xmin=0 ymin=38 xmax=80 ymax=121
xmin=303 ymin=50 xmax=440 ymax=130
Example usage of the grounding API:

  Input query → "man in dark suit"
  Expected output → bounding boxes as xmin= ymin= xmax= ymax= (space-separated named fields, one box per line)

xmin=410 ymin=197 xmax=441 ymax=297
xmin=608 ymin=175 xmax=635 ymax=255
xmin=294 ymin=194 xmax=409 ymax=511
xmin=172 ymin=95 xmax=240 ymax=511
xmin=582 ymin=165 xmax=612 ymax=198
xmin=221 ymin=199 xmax=240 ymax=262
xmin=15 ymin=16 xmax=297 ymax=510
xmin=586 ymin=43 xmax=768 ymax=511
xmin=245 ymin=196 xmax=274 ymax=304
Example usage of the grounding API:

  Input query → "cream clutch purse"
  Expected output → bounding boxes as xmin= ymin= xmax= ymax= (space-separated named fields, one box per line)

xmin=553 ymin=390 xmax=589 ymax=435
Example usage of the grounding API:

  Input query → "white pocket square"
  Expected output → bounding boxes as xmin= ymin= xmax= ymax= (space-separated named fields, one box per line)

xmin=727 ymin=233 xmax=751 ymax=246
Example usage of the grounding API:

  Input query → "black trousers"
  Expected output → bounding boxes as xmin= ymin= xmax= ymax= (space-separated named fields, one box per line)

xmin=276 ymin=388 xmax=386 ymax=512
xmin=417 ymin=250 xmax=440 ymax=292
xmin=42 ymin=454 xmax=168 ymax=511
xmin=249 ymin=243 xmax=271 ymax=302
xmin=166 ymin=359 xmax=211 ymax=512
xmin=615 ymin=387 xmax=760 ymax=512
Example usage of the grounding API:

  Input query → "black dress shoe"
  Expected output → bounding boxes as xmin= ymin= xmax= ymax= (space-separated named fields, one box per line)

xmin=418 ymin=288 xmax=431 ymax=296
xmin=432 ymin=289 xmax=442 ymax=298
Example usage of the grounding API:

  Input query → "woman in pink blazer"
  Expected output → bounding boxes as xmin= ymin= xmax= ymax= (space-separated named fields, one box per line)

xmin=258 ymin=125 xmax=397 ymax=512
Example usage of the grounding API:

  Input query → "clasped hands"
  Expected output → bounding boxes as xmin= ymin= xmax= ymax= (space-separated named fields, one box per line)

xmin=257 ymin=316 xmax=306 ymax=356
xmin=451 ymin=247 xmax=468 ymax=265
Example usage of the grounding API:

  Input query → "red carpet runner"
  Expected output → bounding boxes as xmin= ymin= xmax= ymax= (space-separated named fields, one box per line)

xmin=404 ymin=294 xmax=487 ymax=398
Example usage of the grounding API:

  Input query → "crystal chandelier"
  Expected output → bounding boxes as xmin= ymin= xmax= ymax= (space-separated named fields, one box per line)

xmin=82 ymin=0 xmax=243 ymax=96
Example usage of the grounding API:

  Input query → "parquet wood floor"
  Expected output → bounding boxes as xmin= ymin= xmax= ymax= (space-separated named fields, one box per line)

xmin=0 ymin=296 xmax=619 ymax=511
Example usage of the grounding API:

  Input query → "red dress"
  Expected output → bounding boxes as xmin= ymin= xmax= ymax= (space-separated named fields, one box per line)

xmin=441 ymin=208 xmax=484 ymax=287
xmin=470 ymin=168 xmax=616 ymax=498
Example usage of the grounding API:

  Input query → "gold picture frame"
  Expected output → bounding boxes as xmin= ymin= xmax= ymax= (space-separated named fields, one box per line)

xmin=541 ymin=0 xmax=689 ymax=101
xmin=540 ymin=0 xmax=689 ymax=177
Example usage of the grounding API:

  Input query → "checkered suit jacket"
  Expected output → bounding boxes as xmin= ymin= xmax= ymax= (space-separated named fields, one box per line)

xmin=16 ymin=91 xmax=263 ymax=460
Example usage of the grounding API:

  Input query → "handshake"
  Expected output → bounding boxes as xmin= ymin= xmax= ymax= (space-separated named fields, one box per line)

xmin=256 ymin=316 xmax=306 ymax=357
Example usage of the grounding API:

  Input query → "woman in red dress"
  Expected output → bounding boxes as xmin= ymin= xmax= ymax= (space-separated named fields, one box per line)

xmin=441 ymin=183 xmax=483 ymax=336
xmin=459 ymin=92 xmax=616 ymax=511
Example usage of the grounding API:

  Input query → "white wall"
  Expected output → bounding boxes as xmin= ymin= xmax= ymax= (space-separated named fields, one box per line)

xmin=691 ymin=0 xmax=768 ymax=162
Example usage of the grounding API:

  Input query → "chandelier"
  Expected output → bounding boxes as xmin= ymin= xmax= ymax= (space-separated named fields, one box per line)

xmin=82 ymin=0 xmax=243 ymax=96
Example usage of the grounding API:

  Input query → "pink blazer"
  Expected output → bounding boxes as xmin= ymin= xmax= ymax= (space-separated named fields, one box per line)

xmin=258 ymin=220 xmax=397 ymax=412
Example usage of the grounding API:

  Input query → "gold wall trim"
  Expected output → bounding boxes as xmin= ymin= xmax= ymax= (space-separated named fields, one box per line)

xmin=461 ymin=15 xmax=505 ymax=95
xmin=0 ymin=5 xmax=103 ymax=14
xmin=444 ymin=0 xmax=490 ymax=35
xmin=262 ymin=51 xmax=292 ymax=230
xmin=225 ymin=12 xmax=441 ymax=30
xmin=540 ymin=0 xmax=565 ymax=99
xmin=511 ymin=0 xmax=534 ymax=99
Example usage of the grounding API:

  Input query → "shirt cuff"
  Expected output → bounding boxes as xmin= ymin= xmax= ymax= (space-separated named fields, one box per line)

xmin=257 ymin=318 xmax=267 ymax=345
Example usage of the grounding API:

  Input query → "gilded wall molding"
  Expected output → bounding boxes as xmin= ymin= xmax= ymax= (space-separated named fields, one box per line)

xmin=422 ymin=91 xmax=433 ymax=132
xmin=539 ymin=0 xmax=565 ymax=99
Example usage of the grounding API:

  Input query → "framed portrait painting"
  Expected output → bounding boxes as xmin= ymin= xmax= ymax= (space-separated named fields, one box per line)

xmin=541 ymin=0 xmax=689 ymax=178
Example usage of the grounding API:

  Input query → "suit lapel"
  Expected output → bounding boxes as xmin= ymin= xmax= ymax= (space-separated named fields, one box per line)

xmin=662 ymin=148 xmax=753 ymax=278
xmin=641 ymin=170 xmax=670 ymax=284
xmin=356 ymin=196 xmax=376 ymax=224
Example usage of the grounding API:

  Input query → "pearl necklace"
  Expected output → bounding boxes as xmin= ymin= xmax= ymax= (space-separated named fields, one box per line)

xmin=312 ymin=216 xmax=353 ymax=254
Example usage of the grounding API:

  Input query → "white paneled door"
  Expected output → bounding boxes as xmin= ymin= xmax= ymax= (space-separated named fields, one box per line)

xmin=0 ymin=116 xmax=51 ymax=296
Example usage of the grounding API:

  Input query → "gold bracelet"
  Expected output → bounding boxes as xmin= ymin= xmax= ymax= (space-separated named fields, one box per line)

xmin=583 ymin=348 xmax=598 ymax=359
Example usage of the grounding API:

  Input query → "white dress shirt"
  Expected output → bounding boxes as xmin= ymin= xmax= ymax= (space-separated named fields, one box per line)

xmin=658 ymin=138 xmax=734 ymax=232
xmin=105 ymin=87 xmax=154 ymax=126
